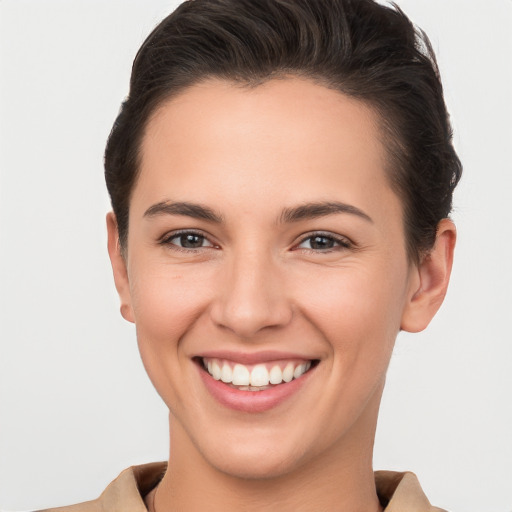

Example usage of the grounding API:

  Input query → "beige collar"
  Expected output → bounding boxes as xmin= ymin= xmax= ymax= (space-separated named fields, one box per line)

xmin=40 ymin=462 xmax=446 ymax=511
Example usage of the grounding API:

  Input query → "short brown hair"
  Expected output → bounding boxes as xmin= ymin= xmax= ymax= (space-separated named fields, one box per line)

xmin=105 ymin=0 xmax=462 ymax=262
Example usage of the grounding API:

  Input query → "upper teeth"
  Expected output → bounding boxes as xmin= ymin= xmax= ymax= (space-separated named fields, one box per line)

xmin=204 ymin=358 xmax=312 ymax=387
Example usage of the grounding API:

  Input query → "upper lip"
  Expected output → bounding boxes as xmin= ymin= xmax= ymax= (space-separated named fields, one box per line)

xmin=195 ymin=350 xmax=317 ymax=365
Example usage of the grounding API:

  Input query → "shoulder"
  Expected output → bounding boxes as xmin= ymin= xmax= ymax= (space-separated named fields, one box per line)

xmin=35 ymin=501 xmax=100 ymax=512
xmin=35 ymin=462 xmax=167 ymax=512
xmin=375 ymin=470 xmax=448 ymax=512
xmin=35 ymin=464 xmax=446 ymax=512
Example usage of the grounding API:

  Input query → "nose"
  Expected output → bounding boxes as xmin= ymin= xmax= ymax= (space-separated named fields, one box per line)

xmin=210 ymin=250 xmax=293 ymax=339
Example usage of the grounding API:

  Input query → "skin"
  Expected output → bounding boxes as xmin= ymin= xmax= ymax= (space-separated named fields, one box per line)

xmin=107 ymin=77 xmax=455 ymax=511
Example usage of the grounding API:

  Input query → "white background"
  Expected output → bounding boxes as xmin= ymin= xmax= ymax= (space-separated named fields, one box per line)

xmin=0 ymin=1 xmax=511 ymax=511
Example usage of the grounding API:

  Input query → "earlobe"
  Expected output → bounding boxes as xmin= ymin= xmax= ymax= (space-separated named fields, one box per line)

xmin=106 ymin=212 xmax=135 ymax=324
xmin=401 ymin=218 xmax=456 ymax=333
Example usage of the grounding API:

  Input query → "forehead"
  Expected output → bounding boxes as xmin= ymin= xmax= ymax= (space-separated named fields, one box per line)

xmin=135 ymin=77 xmax=398 ymax=220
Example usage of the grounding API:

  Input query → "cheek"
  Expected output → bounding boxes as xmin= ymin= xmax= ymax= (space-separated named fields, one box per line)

xmin=292 ymin=260 xmax=409 ymax=358
xmin=127 ymin=262 xmax=215 ymax=384
xmin=130 ymin=260 xmax=211 ymax=329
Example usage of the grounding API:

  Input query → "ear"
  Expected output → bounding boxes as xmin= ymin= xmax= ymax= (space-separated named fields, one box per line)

xmin=401 ymin=218 xmax=456 ymax=333
xmin=106 ymin=212 xmax=135 ymax=323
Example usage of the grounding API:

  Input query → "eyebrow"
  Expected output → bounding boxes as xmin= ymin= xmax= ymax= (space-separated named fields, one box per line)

xmin=144 ymin=201 xmax=224 ymax=223
xmin=279 ymin=201 xmax=373 ymax=224
xmin=143 ymin=200 xmax=372 ymax=224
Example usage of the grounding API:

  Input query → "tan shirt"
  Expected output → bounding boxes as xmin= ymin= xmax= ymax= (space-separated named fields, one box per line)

xmin=37 ymin=462 xmax=447 ymax=512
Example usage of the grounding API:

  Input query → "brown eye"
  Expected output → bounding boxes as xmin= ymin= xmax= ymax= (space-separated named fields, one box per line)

xmin=308 ymin=235 xmax=336 ymax=250
xmin=297 ymin=233 xmax=351 ymax=251
xmin=162 ymin=231 xmax=215 ymax=250
xmin=178 ymin=233 xmax=206 ymax=248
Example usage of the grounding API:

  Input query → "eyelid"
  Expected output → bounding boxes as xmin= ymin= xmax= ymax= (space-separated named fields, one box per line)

xmin=159 ymin=228 xmax=219 ymax=250
xmin=293 ymin=231 xmax=353 ymax=252
xmin=157 ymin=229 xmax=353 ymax=253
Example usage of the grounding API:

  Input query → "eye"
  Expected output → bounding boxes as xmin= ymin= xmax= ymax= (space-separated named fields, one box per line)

xmin=160 ymin=230 xmax=216 ymax=250
xmin=296 ymin=233 xmax=351 ymax=252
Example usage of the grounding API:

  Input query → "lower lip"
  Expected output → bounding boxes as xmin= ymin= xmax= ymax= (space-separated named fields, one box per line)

xmin=197 ymin=364 xmax=314 ymax=413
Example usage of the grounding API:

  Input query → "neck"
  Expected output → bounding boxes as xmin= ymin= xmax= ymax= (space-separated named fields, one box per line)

xmin=149 ymin=390 xmax=384 ymax=512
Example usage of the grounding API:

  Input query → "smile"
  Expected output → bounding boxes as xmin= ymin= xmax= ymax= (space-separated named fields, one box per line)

xmin=196 ymin=354 xmax=319 ymax=413
xmin=202 ymin=358 xmax=312 ymax=390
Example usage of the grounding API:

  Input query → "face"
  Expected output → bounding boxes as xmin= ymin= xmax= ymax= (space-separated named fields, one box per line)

xmin=108 ymin=77 xmax=446 ymax=479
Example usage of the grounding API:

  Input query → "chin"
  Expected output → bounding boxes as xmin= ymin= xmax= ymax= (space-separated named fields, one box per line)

xmin=207 ymin=446 xmax=305 ymax=481
xmin=186 ymin=420 xmax=327 ymax=481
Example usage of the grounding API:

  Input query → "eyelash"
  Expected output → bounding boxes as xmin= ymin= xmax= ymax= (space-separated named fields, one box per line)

xmin=159 ymin=230 xmax=352 ymax=253
xmin=294 ymin=232 xmax=352 ymax=253
xmin=159 ymin=230 xmax=217 ymax=252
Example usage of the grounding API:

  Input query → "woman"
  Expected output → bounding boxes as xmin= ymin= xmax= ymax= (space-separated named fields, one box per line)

xmin=39 ymin=0 xmax=460 ymax=510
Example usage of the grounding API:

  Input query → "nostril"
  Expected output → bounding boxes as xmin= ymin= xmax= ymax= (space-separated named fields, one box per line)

xmin=208 ymin=266 xmax=293 ymax=338
xmin=210 ymin=299 xmax=293 ymax=338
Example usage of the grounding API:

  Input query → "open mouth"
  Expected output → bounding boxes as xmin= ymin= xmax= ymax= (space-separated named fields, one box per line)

xmin=196 ymin=357 xmax=319 ymax=391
